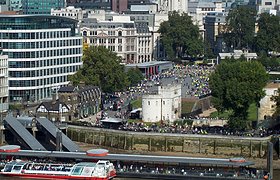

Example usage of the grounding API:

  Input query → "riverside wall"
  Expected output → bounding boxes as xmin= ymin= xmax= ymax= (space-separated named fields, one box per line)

xmin=67 ymin=126 xmax=272 ymax=158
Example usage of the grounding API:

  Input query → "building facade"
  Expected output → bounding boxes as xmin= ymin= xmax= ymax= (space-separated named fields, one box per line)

xmin=81 ymin=16 xmax=139 ymax=64
xmin=258 ymin=83 xmax=280 ymax=121
xmin=218 ymin=50 xmax=258 ymax=63
xmin=142 ymin=84 xmax=181 ymax=123
xmin=9 ymin=0 xmax=22 ymax=12
xmin=36 ymin=85 xmax=101 ymax=122
xmin=36 ymin=100 xmax=70 ymax=122
xmin=66 ymin=0 xmax=112 ymax=10
xmin=51 ymin=6 xmax=83 ymax=21
xmin=204 ymin=12 xmax=227 ymax=54
xmin=189 ymin=1 xmax=224 ymax=37
xmin=112 ymin=0 xmax=128 ymax=13
xmin=57 ymin=85 xmax=101 ymax=120
xmin=0 ymin=15 xmax=83 ymax=102
xmin=0 ymin=54 xmax=8 ymax=113
xmin=22 ymin=0 xmax=65 ymax=14
xmin=249 ymin=0 xmax=279 ymax=14
xmin=154 ymin=0 xmax=188 ymax=13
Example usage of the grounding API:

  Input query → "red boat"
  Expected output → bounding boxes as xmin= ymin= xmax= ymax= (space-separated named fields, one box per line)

xmin=0 ymin=159 xmax=116 ymax=179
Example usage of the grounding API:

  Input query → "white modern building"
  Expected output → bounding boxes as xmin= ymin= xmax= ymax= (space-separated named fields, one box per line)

xmin=0 ymin=54 xmax=8 ymax=112
xmin=153 ymin=0 xmax=188 ymax=13
xmin=188 ymin=0 xmax=224 ymax=36
xmin=0 ymin=15 xmax=83 ymax=102
xmin=142 ymin=84 xmax=181 ymax=123
xmin=51 ymin=6 xmax=83 ymax=21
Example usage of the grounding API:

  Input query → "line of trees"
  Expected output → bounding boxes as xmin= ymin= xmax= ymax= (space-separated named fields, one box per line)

xmin=159 ymin=7 xmax=280 ymax=59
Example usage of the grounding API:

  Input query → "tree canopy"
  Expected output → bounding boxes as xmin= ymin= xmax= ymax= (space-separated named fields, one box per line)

xmin=223 ymin=6 xmax=256 ymax=50
xmin=126 ymin=67 xmax=144 ymax=87
xmin=209 ymin=60 xmax=269 ymax=130
xmin=256 ymin=13 xmax=280 ymax=54
xmin=158 ymin=11 xmax=204 ymax=59
xmin=69 ymin=46 xmax=129 ymax=93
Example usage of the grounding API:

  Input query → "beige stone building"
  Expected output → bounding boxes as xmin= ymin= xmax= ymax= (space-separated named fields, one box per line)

xmin=258 ymin=82 xmax=280 ymax=121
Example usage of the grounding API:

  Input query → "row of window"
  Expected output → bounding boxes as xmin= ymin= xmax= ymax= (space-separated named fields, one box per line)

xmin=9 ymin=75 xmax=68 ymax=87
xmin=0 ymin=59 xmax=8 ymax=68
xmin=89 ymin=38 xmax=125 ymax=44
xmin=4 ymin=48 xmax=82 ymax=58
xmin=0 ymin=79 xmax=8 ymax=87
xmin=9 ymin=57 xmax=81 ymax=68
xmin=0 ymin=39 xmax=81 ymax=49
xmin=85 ymin=30 xmax=136 ymax=37
xmin=0 ymin=31 xmax=71 ymax=39
xmin=53 ymin=13 xmax=79 ymax=17
xmin=138 ymin=48 xmax=150 ymax=53
xmin=9 ymin=65 xmax=80 ymax=77
xmin=84 ymin=24 xmax=133 ymax=29
xmin=147 ymin=100 xmax=166 ymax=105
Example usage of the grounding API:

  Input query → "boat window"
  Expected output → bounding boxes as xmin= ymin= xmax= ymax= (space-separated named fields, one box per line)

xmin=12 ymin=165 xmax=22 ymax=171
xmin=71 ymin=166 xmax=83 ymax=175
xmin=3 ymin=165 xmax=13 ymax=172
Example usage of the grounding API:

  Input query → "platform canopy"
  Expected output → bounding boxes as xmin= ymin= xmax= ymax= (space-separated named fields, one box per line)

xmin=86 ymin=149 xmax=109 ymax=157
xmin=0 ymin=145 xmax=21 ymax=153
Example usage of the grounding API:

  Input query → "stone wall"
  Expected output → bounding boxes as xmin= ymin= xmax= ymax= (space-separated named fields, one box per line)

xmin=68 ymin=126 xmax=270 ymax=158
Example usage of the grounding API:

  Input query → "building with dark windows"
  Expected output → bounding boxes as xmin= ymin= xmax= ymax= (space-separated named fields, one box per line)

xmin=0 ymin=15 xmax=83 ymax=102
xmin=66 ymin=0 xmax=112 ymax=10
xmin=22 ymin=0 xmax=65 ymax=14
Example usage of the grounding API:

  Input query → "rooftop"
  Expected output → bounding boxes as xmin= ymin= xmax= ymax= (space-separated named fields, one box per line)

xmin=265 ymin=82 xmax=280 ymax=89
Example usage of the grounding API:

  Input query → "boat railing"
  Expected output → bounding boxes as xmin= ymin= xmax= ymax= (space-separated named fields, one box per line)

xmin=23 ymin=169 xmax=70 ymax=175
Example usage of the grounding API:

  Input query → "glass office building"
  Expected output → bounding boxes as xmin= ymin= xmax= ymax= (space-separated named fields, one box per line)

xmin=0 ymin=15 xmax=83 ymax=102
xmin=22 ymin=0 xmax=65 ymax=14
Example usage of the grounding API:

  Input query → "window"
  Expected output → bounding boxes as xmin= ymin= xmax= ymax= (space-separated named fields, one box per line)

xmin=118 ymin=31 xmax=122 ymax=36
xmin=118 ymin=45 xmax=122 ymax=52
xmin=148 ymin=101 xmax=150 ymax=105
xmin=163 ymin=101 xmax=165 ymax=105
xmin=265 ymin=2 xmax=272 ymax=5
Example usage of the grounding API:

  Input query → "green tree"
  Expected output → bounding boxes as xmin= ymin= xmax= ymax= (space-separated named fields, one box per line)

xmin=223 ymin=6 xmax=256 ymax=50
xmin=256 ymin=13 xmax=280 ymax=54
xmin=209 ymin=60 xmax=269 ymax=130
xmin=69 ymin=46 xmax=129 ymax=93
xmin=126 ymin=67 xmax=144 ymax=86
xmin=257 ymin=54 xmax=280 ymax=71
xmin=158 ymin=11 xmax=204 ymax=59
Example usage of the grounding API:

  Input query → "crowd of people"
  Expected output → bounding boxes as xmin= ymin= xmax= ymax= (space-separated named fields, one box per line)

xmin=184 ymin=65 xmax=214 ymax=98
xmin=115 ymin=163 xmax=266 ymax=179
xmin=124 ymin=64 xmax=214 ymax=100
xmin=112 ymin=121 xmax=277 ymax=137
xmin=95 ymin=64 xmax=279 ymax=138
